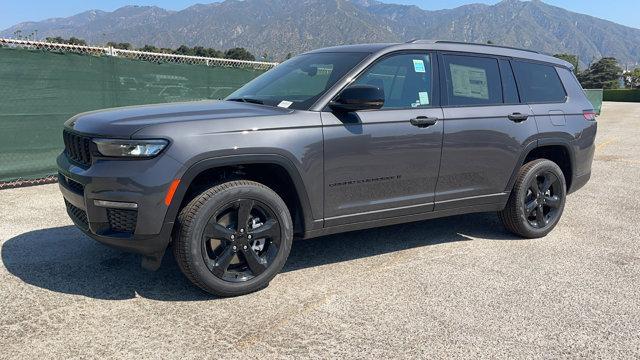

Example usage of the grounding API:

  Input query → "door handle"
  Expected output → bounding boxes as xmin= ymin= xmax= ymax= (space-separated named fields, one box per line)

xmin=410 ymin=116 xmax=438 ymax=128
xmin=508 ymin=113 xmax=529 ymax=122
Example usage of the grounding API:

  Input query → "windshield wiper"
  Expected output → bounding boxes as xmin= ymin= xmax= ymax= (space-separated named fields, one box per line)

xmin=226 ymin=96 xmax=264 ymax=105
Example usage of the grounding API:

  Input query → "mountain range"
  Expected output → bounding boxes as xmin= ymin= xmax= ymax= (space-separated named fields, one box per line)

xmin=2 ymin=0 xmax=639 ymax=67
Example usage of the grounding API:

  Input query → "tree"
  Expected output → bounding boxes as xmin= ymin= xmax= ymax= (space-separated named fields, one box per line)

xmin=625 ymin=68 xmax=640 ymax=89
xmin=45 ymin=36 xmax=65 ymax=44
xmin=554 ymin=53 xmax=579 ymax=74
xmin=192 ymin=46 xmax=207 ymax=57
xmin=191 ymin=46 xmax=223 ymax=58
xmin=68 ymin=37 xmax=87 ymax=46
xmin=208 ymin=48 xmax=224 ymax=58
xmin=174 ymin=45 xmax=194 ymax=55
xmin=486 ymin=40 xmax=494 ymax=45
xmin=224 ymin=47 xmax=255 ymax=61
xmin=171 ymin=45 xmax=224 ymax=57
xmin=139 ymin=45 xmax=159 ymax=53
xmin=578 ymin=57 xmax=623 ymax=89
xmin=285 ymin=52 xmax=293 ymax=60
xmin=45 ymin=36 xmax=86 ymax=45
xmin=107 ymin=42 xmax=132 ymax=50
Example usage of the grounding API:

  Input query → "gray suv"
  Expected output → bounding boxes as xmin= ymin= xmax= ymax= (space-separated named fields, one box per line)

xmin=58 ymin=40 xmax=597 ymax=296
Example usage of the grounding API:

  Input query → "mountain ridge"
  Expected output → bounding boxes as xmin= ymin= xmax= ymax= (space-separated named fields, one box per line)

xmin=2 ymin=0 xmax=639 ymax=66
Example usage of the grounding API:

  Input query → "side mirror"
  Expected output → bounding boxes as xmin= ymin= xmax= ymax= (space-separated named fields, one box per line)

xmin=329 ymin=84 xmax=384 ymax=112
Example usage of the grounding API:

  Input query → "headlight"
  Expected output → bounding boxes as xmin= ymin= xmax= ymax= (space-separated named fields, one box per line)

xmin=93 ymin=139 xmax=168 ymax=158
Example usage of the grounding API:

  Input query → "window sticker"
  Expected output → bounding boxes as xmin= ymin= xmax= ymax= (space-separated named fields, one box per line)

xmin=277 ymin=100 xmax=293 ymax=108
xmin=412 ymin=59 xmax=426 ymax=73
xmin=418 ymin=91 xmax=430 ymax=105
xmin=450 ymin=64 xmax=489 ymax=99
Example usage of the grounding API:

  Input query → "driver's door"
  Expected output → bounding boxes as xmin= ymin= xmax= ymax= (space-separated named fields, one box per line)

xmin=321 ymin=52 xmax=444 ymax=226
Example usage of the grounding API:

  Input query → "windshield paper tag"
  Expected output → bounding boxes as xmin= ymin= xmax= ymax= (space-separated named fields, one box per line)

xmin=278 ymin=100 xmax=293 ymax=108
xmin=413 ymin=59 xmax=426 ymax=73
xmin=418 ymin=92 xmax=429 ymax=105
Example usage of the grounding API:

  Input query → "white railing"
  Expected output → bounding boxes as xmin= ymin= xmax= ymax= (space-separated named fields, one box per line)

xmin=0 ymin=38 xmax=278 ymax=71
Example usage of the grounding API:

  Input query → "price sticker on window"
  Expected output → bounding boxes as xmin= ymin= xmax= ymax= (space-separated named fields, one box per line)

xmin=413 ymin=59 xmax=426 ymax=73
xmin=418 ymin=92 xmax=429 ymax=105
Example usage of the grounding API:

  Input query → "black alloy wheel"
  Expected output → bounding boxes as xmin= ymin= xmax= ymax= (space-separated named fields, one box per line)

xmin=499 ymin=159 xmax=567 ymax=238
xmin=523 ymin=171 xmax=563 ymax=229
xmin=202 ymin=198 xmax=282 ymax=282
xmin=174 ymin=180 xmax=293 ymax=296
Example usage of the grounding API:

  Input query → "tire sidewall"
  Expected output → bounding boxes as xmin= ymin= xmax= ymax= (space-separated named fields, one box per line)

xmin=184 ymin=183 xmax=292 ymax=295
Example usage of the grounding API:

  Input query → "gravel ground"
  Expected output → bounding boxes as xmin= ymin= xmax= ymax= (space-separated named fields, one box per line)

xmin=1 ymin=102 xmax=639 ymax=359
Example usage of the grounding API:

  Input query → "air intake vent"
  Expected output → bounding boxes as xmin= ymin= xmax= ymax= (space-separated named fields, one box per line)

xmin=65 ymin=200 xmax=88 ymax=230
xmin=107 ymin=208 xmax=137 ymax=233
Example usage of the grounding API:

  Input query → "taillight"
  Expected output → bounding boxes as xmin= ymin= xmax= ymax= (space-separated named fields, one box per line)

xmin=583 ymin=111 xmax=597 ymax=121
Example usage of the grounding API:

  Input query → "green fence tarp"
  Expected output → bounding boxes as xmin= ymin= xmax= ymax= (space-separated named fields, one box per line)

xmin=584 ymin=89 xmax=603 ymax=115
xmin=0 ymin=47 xmax=265 ymax=182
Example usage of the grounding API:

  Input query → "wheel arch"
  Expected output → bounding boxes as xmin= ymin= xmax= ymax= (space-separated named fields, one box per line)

xmin=163 ymin=154 xmax=317 ymax=238
xmin=507 ymin=138 xmax=576 ymax=194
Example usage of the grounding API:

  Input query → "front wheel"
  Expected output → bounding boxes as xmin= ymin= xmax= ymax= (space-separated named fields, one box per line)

xmin=499 ymin=159 xmax=567 ymax=238
xmin=174 ymin=180 xmax=293 ymax=296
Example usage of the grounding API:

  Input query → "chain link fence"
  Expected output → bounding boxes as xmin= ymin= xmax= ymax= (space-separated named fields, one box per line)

xmin=0 ymin=38 xmax=277 ymax=188
xmin=0 ymin=38 xmax=277 ymax=69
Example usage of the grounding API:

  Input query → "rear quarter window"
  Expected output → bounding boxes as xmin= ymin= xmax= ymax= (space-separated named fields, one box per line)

xmin=512 ymin=61 xmax=566 ymax=103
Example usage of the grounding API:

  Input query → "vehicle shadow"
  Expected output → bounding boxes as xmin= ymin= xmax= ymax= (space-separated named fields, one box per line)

xmin=1 ymin=212 xmax=519 ymax=301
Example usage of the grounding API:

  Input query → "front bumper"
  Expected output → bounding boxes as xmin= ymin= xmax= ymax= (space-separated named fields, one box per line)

xmin=57 ymin=151 xmax=184 ymax=261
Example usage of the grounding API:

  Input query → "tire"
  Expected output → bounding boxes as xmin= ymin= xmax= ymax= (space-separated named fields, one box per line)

xmin=174 ymin=180 xmax=293 ymax=296
xmin=499 ymin=159 xmax=567 ymax=238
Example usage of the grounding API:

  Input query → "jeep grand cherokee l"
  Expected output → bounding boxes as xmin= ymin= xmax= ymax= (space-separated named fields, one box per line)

xmin=58 ymin=40 xmax=597 ymax=296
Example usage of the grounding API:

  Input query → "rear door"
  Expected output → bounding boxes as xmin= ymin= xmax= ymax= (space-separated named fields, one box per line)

xmin=435 ymin=53 xmax=537 ymax=209
xmin=321 ymin=52 xmax=444 ymax=226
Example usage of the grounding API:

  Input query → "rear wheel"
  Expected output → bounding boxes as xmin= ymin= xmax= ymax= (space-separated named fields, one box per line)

xmin=499 ymin=159 xmax=566 ymax=238
xmin=174 ymin=180 xmax=292 ymax=296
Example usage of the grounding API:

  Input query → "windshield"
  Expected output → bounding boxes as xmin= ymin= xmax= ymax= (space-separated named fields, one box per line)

xmin=226 ymin=52 xmax=368 ymax=110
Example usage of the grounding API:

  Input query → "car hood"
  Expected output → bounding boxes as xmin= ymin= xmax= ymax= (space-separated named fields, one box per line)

xmin=65 ymin=100 xmax=292 ymax=137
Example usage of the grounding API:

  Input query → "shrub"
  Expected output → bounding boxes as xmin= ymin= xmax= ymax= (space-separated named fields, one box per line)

xmin=603 ymin=89 xmax=640 ymax=102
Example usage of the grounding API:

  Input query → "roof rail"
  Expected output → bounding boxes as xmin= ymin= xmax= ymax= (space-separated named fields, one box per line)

xmin=407 ymin=39 xmax=540 ymax=54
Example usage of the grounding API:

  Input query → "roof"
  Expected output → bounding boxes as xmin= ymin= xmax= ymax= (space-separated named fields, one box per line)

xmin=306 ymin=40 xmax=572 ymax=69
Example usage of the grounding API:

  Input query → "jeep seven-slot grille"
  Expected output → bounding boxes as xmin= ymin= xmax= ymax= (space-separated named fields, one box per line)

xmin=65 ymin=200 xmax=88 ymax=229
xmin=107 ymin=208 xmax=137 ymax=233
xmin=63 ymin=130 xmax=92 ymax=167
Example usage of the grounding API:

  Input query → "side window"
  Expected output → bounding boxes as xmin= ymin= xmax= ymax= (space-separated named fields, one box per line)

xmin=443 ymin=54 xmax=502 ymax=106
xmin=352 ymin=53 xmax=433 ymax=109
xmin=512 ymin=61 xmax=566 ymax=103
xmin=499 ymin=59 xmax=520 ymax=104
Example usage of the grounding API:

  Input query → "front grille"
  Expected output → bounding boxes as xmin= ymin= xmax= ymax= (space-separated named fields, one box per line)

xmin=107 ymin=208 xmax=137 ymax=233
xmin=63 ymin=130 xmax=92 ymax=167
xmin=65 ymin=200 xmax=88 ymax=229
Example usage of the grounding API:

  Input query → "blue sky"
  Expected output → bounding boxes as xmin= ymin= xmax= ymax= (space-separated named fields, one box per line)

xmin=1 ymin=0 xmax=638 ymax=31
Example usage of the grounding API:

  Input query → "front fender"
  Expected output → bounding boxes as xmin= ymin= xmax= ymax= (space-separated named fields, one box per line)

xmin=162 ymin=153 xmax=322 ymax=237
